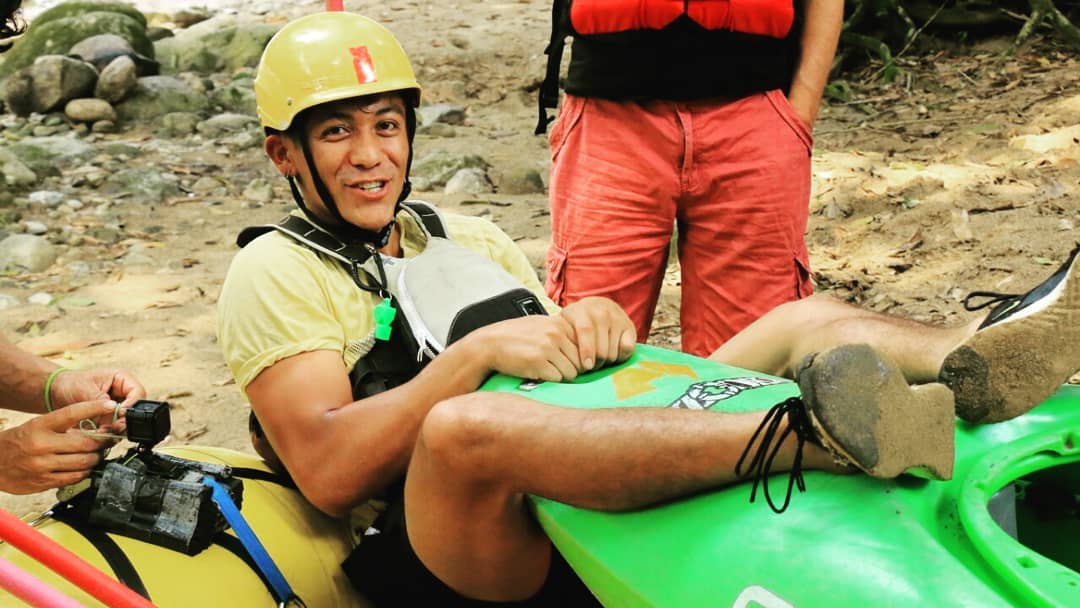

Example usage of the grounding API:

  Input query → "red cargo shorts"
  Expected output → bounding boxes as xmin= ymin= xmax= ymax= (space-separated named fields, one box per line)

xmin=546 ymin=91 xmax=814 ymax=356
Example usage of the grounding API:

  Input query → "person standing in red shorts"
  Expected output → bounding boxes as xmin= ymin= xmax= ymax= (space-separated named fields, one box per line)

xmin=538 ymin=0 xmax=843 ymax=356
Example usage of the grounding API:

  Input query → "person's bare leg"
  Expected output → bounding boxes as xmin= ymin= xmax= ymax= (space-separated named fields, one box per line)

xmin=404 ymin=392 xmax=841 ymax=602
xmin=715 ymin=245 xmax=1080 ymax=424
xmin=710 ymin=294 xmax=979 ymax=382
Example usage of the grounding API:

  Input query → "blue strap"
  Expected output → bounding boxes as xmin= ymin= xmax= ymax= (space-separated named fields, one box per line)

xmin=203 ymin=477 xmax=302 ymax=606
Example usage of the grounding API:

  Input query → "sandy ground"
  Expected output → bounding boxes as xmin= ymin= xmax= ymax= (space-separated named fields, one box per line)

xmin=1 ymin=0 xmax=1078 ymax=516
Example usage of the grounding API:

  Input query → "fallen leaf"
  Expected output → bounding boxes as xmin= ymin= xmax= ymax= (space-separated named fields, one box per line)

xmin=15 ymin=337 xmax=97 ymax=357
xmin=58 ymin=296 xmax=96 ymax=307
xmin=181 ymin=424 xmax=208 ymax=440
xmin=951 ymin=209 xmax=974 ymax=241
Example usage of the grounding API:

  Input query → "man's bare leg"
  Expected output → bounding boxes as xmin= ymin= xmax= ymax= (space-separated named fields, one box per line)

xmin=714 ymin=244 xmax=1080 ymax=423
xmin=710 ymin=294 xmax=978 ymax=382
xmin=404 ymin=392 xmax=842 ymax=602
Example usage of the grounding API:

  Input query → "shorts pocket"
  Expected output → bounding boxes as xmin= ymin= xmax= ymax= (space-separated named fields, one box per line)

xmin=548 ymin=94 xmax=587 ymax=162
xmin=765 ymin=89 xmax=813 ymax=153
xmin=545 ymin=244 xmax=569 ymax=305
xmin=795 ymin=250 xmax=814 ymax=298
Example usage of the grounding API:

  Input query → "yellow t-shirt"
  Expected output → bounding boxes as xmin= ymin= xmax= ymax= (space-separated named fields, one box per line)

xmin=217 ymin=208 xmax=559 ymax=392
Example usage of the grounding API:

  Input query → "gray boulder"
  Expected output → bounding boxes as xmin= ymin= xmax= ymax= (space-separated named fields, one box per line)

xmin=68 ymin=34 xmax=158 ymax=76
xmin=155 ymin=17 xmax=279 ymax=75
xmin=65 ymin=98 xmax=117 ymax=123
xmin=418 ymin=104 xmax=467 ymax=127
xmin=0 ymin=234 xmax=58 ymax=273
xmin=0 ymin=12 xmax=152 ymax=82
xmin=196 ymin=113 xmax=258 ymax=138
xmin=1 ymin=71 xmax=35 ymax=117
xmin=102 ymin=167 xmax=181 ymax=204
xmin=114 ymin=76 xmax=210 ymax=123
xmin=412 ymin=152 xmax=490 ymax=191
xmin=210 ymin=78 xmax=256 ymax=115
xmin=32 ymin=2 xmax=147 ymax=29
xmin=499 ymin=167 xmax=546 ymax=195
xmin=94 ymin=55 xmax=138 ymax=103
xmin=158 ymin=112 xmax=201 ymax=137
xmin=7 ymin=136 xmax=96 ymax=178
xmin=445 ymin=168 xmax=495 ymax=195
xmin=0 ymin=148 xmax=37 ymax=187
xmin=2 ymin=56 xmax=98 ymax=116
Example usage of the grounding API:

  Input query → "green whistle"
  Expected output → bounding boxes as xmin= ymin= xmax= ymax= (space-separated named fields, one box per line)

xmin=373 ymin=297 xmax=396 ymax=341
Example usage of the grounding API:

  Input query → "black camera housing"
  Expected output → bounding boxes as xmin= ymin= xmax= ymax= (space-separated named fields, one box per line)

xmin=54 ymin=398 xmax=242 ymax=555
xmin=125 ymin=399 xmax=171 ymax=447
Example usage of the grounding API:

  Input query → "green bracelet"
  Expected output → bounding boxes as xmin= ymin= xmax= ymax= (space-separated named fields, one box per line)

xmin=43 ymin=367 xmax=70 ymax=413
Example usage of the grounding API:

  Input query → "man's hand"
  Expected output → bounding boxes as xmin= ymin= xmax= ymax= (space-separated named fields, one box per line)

xmin=559 ymin=297 xmax=636 ymax=372
xmin=50 ymin=368 xmax=145 ymax=432
xmin=0 ymin=400 xmax=117 ymax=495
xmin=785 ymin=88 xmax=817 ymax=130
xmin=471 ymin=315 xmax=583 ymax=382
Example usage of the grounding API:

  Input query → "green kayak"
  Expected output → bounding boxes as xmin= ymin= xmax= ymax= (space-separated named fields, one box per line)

xmin=481 ymin=344 xmax=1080 ymax=607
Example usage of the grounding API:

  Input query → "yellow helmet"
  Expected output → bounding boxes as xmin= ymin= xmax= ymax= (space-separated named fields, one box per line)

xmin=255 ymin=12 xmax=421 ymax=131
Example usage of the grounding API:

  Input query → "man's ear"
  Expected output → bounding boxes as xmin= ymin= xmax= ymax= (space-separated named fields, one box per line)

xmin=265 ymin=133 xmax=297 ymax=177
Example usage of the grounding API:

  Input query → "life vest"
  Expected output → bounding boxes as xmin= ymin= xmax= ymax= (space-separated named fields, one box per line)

xmin=236 ymin=200 xmax=547 ymax=434
xmin=537 ymin=0 xmax=801 ymax=133
xmin=568 ymin=0 xmax=794 ymax=38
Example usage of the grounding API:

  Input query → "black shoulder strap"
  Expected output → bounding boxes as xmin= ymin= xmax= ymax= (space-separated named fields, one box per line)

xmin=400 ymin=200 xmax=448 ymax=239
xmin=238 ymin=204 xmax=448 ymax=256
xmin=537 ymin=0 xmax=570 ymax=135
xmin=237 ymin=215 xmax=377 ymax=291
xmin=237 ymin=215 xmax=373 ymax=266
xmin=230 ymin=467 xmax=298 ymax=491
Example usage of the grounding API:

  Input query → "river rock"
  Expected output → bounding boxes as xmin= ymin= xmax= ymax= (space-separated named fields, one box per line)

xmin=0 ymin=148 xmax=37 ymax=187
xmin=23 ymin=221 xmax=48 ymax=235
xmin=196 ymin=113 xmax=258 ymax=138
xmin=69 ymin=34 xmax=157 ymax=76
xmin=3 ymin=56 xmax=98 ymax=116
xmin=445 ymin=168 xmax=494 ymax=195
xmin=0 ymin=11 xmax=152 ymax=81
xmin=159 ymin=112 xmax=201 ymax=137
xmin=65 ymin=98 xmax=117 ymax=124
xmin=27 ymin=190 xmax=64 ymax=207
xmin=412 ymin=151 xmax=489 ymax=191
xmin=115 ymin=76 xmax=211 ymax=122
xmin=0 ymin=234 xmax=58 ymax=273
xmin=94 ymin=55 xmax=139 ymax=104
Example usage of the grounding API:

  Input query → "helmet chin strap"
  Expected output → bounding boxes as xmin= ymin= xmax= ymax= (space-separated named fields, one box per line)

xmin=294 ymin=139 xmax=398 ymax=247
xmin=286 ymin=104 xmax=417 ymax=248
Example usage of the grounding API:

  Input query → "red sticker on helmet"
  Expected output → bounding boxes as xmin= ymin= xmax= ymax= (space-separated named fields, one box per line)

xmin=350 ymin=46 xmax=377 ymax=84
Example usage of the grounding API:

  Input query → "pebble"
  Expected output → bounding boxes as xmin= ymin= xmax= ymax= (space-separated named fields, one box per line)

xmin=27 ymin=292 xmax=54 ymax=306
xmin=23 ymin=221 xmax=47 ymax=235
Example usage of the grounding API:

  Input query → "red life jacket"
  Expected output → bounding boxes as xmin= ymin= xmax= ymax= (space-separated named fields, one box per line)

xmin=536 ymin=0 xmax=800 ymax=134
xmin=568 ymin=0 xmax=794 ymax=39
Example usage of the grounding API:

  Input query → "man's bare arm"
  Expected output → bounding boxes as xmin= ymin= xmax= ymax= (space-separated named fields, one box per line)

xmin=787 ymin=0 xmax=844 ymax=128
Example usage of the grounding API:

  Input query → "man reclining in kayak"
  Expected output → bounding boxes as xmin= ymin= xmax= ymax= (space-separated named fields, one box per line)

xmin=216 ymin=11 xmax=1080 ymax=606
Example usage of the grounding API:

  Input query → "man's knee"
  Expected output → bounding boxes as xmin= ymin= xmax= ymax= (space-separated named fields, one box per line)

xmin=417 ymin=393 xmax=506 ymax=479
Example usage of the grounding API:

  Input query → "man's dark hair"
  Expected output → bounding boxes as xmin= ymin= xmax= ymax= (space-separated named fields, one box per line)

xmin=267 ymin=92 xmax=418 ymax=145
xmin=0 ymin=0 xmax=26 ymax=51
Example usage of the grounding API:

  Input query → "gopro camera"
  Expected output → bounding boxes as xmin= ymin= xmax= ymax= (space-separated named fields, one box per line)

xmin=125 ymin=399 xmax=171 ymax=449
